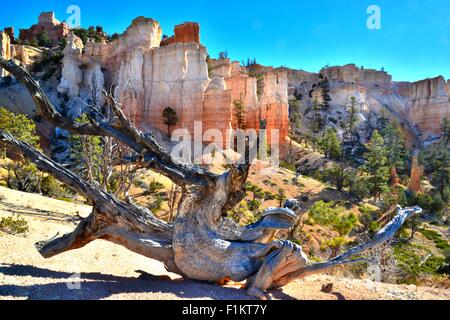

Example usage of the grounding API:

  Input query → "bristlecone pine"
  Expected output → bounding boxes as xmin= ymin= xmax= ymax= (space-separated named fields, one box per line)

xmin=0 ymin=58 xmax=422 ymax=300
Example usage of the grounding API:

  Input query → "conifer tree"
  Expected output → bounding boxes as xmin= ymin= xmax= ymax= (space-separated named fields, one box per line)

xmin=162 ymin=107 xmax=178 ymax=138
xmin=69 ymin=114 xmax=103 ymax=186
xmin=441 ymin=116 xmax=450 ymax=145
xmin=346 ymin=96 xmax=358 ymax=143
xmin=319 ymin=128 xmax=342 ymax=160
xmin=363 ymin=130 xmax=390 ymax=201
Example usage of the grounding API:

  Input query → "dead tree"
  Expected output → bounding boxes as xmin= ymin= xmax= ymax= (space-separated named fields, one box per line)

xmin=0 ymin=58 xmax=423 ymax=299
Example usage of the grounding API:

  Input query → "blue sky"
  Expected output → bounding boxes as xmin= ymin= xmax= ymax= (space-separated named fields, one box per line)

xmin=1 ymin=0 xmax=449 ymax=82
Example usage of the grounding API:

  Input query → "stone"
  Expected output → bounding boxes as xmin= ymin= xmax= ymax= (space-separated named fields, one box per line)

xmin=11 ymin=45 xmax=30 ymax=65
xmin=0 ymin=31 xmax=12 ymax=77
xmin=4 ymin=27 xmax=14 ymax=43
xmin=19 ymin=12 xmax=69 ymax=44
xmin=57 ymin=32 xmax=84 ymax=97
xmin=408 ymin=156 xmax=424 ymax=194
xmin=405 ymin=76 xmax=450 ymax=135
xmin=288 ymin=64 xmax=450 ymax=145
xmin=58 ymin=18 xmax=290 ymax=148
xmin=161 ymin=22 xmax=200 ymax=46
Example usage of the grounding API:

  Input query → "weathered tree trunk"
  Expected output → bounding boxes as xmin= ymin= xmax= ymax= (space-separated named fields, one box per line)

xmin=0 ymin=58 xmax=423 ymax=299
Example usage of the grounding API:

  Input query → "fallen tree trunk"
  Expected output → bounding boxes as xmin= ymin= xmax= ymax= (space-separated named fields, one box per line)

xmin=0 ymin=58 xmax=422 ymax=299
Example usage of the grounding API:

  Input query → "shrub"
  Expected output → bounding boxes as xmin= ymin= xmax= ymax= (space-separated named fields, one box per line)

xmin=280 ymin=161 xmax=296 ymax=172
xmin=308 ymin=201 xmax=358 ymax=236
xmin=348 ymin=176 xmax=370 ymax=201
xmin=334 ymin=212 xmax=358 ymax=236
xmin=0 ymin=215 xmax=29 ymax=235
xmin=148 ymin=180 xmax=165 ymax=194
xmin=309 ymin=201 xmax=340 ymax=226
xmin=247 ymin=199 xmax=261 ymax=211
xmin=419 ymin=229 xmax=450 ymax=251
xmin=40 ymin=175 xmax=67 ymax=198
xmin=407 ymin=192 xmax=446 ymax=214
xmin=394 ymin=243 xmax=447 ymax=282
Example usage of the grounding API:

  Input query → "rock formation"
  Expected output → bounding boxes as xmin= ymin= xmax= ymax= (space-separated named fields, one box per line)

xmin=58 ymin=17 xmax=289 ymax=147
xmin=404 ymin=76 xmax=450 ymax=135
xmin=161 ymin=22 xmax=200 ymax=46
xmin=19 ymin=12 xmax=69 ymax=44
xmin=408 ymin=156 xmax=424 ymax=194
xmin=3 ymin=27 xmax=14 ymax=43
xmin=0 ymin=31 xmax=11 ymax=77
xmin=288 ymin=64 xmax=450 ymax=145
xmin=10 ymin=45 xmax=30 ymax=66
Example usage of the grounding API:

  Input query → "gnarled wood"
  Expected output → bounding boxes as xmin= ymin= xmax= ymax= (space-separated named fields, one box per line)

xmin=0 ymin=57 xmax=422 ymax=299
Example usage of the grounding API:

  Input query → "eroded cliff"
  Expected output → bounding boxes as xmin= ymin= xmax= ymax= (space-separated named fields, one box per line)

xmin=288 ymin=64 xmax=450 ymax=146
xmin=57 ymin=17 xmax=289 ymax=147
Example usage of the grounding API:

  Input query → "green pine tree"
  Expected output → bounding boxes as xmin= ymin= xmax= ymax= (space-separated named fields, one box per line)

xmin=346 ymin=96 xmax=358 ymax=143
xmin=441 ymin=116 xmax=450 ymax=145
xmin=0 ymin=107 xmax=40 ymax=148
xmin=427 ymin=147 xmax=450 ymax=202
xmin=162 ymin=107 xmax=178 ymax=138
xmin=318 ymin=128 xmax=342 ymax=159
xmin=69 ymin=114 xmax=103 ymax=185
xmin=363 ymin=130 xmax=390 ymax=201
xmin=381 ymin=120 xmax=409 ymax=175
xmin=0 ymin=107 xmax=42 ymax=193
xmin=37 ymin=31 xmax=52 ymax=47
xmin=310 ymin=99 xmax=324 ymax=150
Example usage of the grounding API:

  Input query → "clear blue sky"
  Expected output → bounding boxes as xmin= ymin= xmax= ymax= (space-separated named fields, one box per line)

xmin=1 ymin=0 xmax=449 ymax=82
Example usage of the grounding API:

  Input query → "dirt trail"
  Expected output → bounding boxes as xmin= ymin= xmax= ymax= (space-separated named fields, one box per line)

xmin=0 ymin=187 xmax=449 ymax=300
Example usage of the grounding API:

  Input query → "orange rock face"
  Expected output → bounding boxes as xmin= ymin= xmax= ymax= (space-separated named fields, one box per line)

xmin=224 ymin=63 xmax=289 ymax=146
xmin=19 ymin=12 xmax=69 ymax=44
xmin=58 ymin=18 xmax=290 ymax=150
xmin=161 ymin=22 xmax=200 ymax=46
xmin=404 ymin=76 xmax=450 ymax=135
xmin=408 ymin=157 xmax=424 ymax=194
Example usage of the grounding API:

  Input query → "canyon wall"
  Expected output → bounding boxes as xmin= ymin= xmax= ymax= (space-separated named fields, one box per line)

xmin=58 ymin=17 xmax=289 ymax=147
xmin=288 ymin=64 xmax=450 ymax=144
xmin=404 ymin=76 xmax=450 ymax=134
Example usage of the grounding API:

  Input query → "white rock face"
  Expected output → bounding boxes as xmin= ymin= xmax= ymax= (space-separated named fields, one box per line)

xmin=57 ymin=17 xmax=290 ymax=146
xmin=289 ymin=65 xmax=450 ymax=144
xmin=57 ymin=33 xmax=84 ymax=97
xmin=0 ymin=31 xmax=11 ymax=77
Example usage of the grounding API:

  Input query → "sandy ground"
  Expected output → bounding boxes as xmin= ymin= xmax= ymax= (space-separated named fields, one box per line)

xmin=0 ymin=187 xmax=449 ymax=300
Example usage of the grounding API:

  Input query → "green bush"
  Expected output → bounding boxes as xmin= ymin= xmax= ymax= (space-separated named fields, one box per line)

xmin=309 ymin=201 xmax=339 ymax=225
xmin=308 ymin=201 xmax=358 ymax=236
xmin=40 ymin=175 xmax=68 ymax=199
xmin=247 ymin=199 xmax=261 ymax=211
xmin=148 ymin=180 xmax=165 ymax=194
xmin=419 ymin=229 xmax=450 ymax=251
xmin=347 ymin=175 xmax=370 ymax=201
xmin=0 ymin=215 xmax=29 ymax=235
xmin=280 ymin=161 xmax=296 ymax=172
xmin=394 ymin=243 xmax=447 ymax=280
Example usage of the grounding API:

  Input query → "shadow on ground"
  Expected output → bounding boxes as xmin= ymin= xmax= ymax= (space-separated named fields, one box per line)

xmin=0 ymin=264 xmax=297 ymax=300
